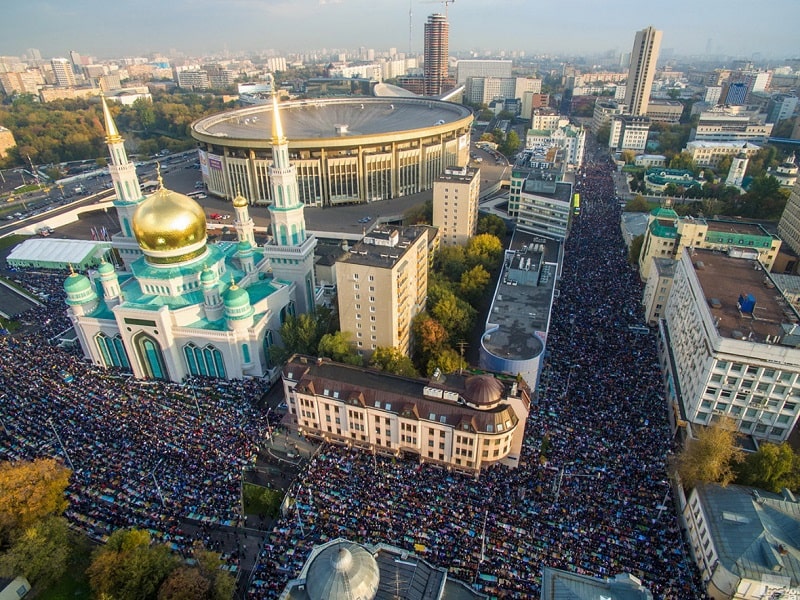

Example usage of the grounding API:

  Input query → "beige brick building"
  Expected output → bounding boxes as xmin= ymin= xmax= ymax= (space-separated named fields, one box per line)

xmin=432 ymin=166 xmax=480 ymax=246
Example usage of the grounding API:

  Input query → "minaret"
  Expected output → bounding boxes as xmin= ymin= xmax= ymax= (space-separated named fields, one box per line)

xmin=102 ymin=94 xmax=145 ymax=269
xmin=97 ymin=259 xmax=122 ymax=307
xmin=233 ymin=189 xmax=255 ymax=247
xmin=726 ymin=152 xmax=749 ymax=188
xmin=201 ymin=266 xmax=224 ymax=322
xmin=267 ymin=92 xmax=307 ymax=246
xmin=262 ymin=90 xmax=318 ymax=314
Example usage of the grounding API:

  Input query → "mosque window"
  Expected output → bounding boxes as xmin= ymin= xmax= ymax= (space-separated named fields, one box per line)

xmin=242 ymin=344 xmax=251 ymax=364
xmin=184 ymin=343 xmax=226 ymax=379
xmin=263 ymin=331 xmax=274 ymax=369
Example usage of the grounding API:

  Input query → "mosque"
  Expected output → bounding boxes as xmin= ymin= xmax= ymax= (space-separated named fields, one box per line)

xmin=64 ymin=94 xmax=317 ymax=382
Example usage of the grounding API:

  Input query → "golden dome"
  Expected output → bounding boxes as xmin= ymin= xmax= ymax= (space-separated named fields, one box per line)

xmin=132 ymin=185 xmax=207 ymax=264
xmin=232 ymin=192 xmax=248 ymax=208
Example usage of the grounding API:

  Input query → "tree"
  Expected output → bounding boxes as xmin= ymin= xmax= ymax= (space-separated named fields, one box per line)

xmin=0 ymin=458 xmax=71 ymax=543
xmin=672 ymin=419 xmax=744 ymax=489
xmin=477 ymin=214 xmax=507 ymax=239
xmin=270 ymin=307 xmax=334 ymax=365
xmin=370 ymin=346 xmax=418 ymax=377
xmin=669 ymin=151 xmax=697 ymax=173
xmin=465 ymin=233 xmax=503 ymax=270
xmin=500 ymin=130 xmax=521 ymax=156
xmin=403 ymin=199 xmax=432 ymax=225
xmin=426 ymin=347 xmax=462 ymax=376
xmin=318 ymin=331 xmax=362 ymax=365
xmin=628 ymin=234 xmax=644 ymax=265
xmin=736 ymin=442 xmax=800 ymax=493
xmin=621 ymin=150 xmax=636 ymax=165
xmin=88 ymin=529 xmax=179 ymax=600
xmin=412 ymin=313 xmax=449 ymax=357
xmin=435 ymin=245 xmax=467 ymax=281
xmin=430 ymin=291 xmax=476 ymax=340
xmin=157 ymin=547 xmax=234 ymax=600
xmin=459 ymin=264 xmax=491 ymax=305
xmin=0 ymin=515 xmax=70 ymax=588
xmin=624 ymin=195 xmax=651 ymax=213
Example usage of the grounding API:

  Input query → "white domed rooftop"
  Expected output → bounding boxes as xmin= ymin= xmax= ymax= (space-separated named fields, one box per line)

xmin=305 ymin=540 xmax=380 ymax=600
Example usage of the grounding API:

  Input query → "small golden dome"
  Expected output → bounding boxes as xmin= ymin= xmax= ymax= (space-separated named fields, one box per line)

xmin=132 ymin=186 xmax=207 ymax=263
xmin=232 ymin=192 xmax=248 ymax=208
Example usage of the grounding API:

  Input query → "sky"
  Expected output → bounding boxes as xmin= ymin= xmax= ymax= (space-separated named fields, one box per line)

xmin=1 ymin=0 xmax=798 ymax=61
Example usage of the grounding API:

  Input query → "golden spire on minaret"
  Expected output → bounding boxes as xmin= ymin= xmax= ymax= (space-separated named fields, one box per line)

xmin=271 ymin=89 xmax=286 ymax=145
xmin=100 ymin=93 xmax=123 ymax=145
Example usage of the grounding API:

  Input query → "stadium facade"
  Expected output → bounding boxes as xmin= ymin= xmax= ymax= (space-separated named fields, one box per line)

xmin=190 ymin=97 xmax=472 ymax=207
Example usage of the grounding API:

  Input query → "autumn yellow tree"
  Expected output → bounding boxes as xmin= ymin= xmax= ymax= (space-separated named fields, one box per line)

xmin=673 ymin=418 xmax=744 ymax=489
xmin=0 ymin=458 xmax=71 ymax=543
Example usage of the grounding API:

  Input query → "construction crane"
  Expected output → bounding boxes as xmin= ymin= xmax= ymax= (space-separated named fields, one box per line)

xmin=421 ymin=0 xmax=455 ymax=18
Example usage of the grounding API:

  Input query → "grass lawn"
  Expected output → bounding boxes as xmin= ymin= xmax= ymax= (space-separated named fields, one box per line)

xmin=0 ymin=234 xmax=27 ymax=251
xmin=242 ymin=482 xmax=283 ymax=518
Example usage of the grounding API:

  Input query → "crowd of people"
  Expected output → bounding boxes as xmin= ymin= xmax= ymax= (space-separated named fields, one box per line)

xmin=245 ymin=154 xmax=708 ymax=599
xmin=0 ymin=325 xmax=277 ymax=565
xmin=0 ymin=151 xmax=710 ymax=598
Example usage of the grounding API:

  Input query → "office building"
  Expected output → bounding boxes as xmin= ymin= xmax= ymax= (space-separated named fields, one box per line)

xmin=642 ymin=257 xmax=675 ymax=326
xmin=176 ymin=69 xmax=210 ymax=89
xmin=50 ymin=57 xmax=76 ymax=87
xmin=423 ymin=13 xmax=449 ymax=96
xmin=767 ymin=93 xmax=798 ymax=124
xmin=691 ymin=107 xmax=773 ymax=144
xmin=683 ymin=484 xmax=800 ymax=599
xmin=335 ymin=225 xmax=433 ymax=358
xmin=645 ymin=99 xmax=683 ymax=123
xmin=684 ymin=141 xmax=761 ymax=169
xmin=479 ymin=231 xmax=559 ymax=389
xmin=64 ymin=95 xmax=312 ymax=382
xmin=456 ymin=59 xmax=512 ymax=84
xmin=526 ymin=123 xmax=585 ymax=170
xmin=623 ymin=26 xmax=662 ymax=116
xmin=659 ymin=248 xmax=800 ymax=443
xmin=609 ymin=115 xmax=651 ymax=152
xmin=591 ymin=100 xmax=625 ymax=134
xmin=638 ymin=204 xmax=781 ymax=281
xmin=508 ymin=155 xmax=573 ymax=241
xmin=778 ymin=183 xmax=800 ymax=257
xmin=282 ymin=354 xmax=531 ymax=473
xmin=279 ymin=537 xmax=487 ymax=599
xmin=531 ymin=109 xmax=566 ymax=132
xmin=432 ymin=165 xmax=480 ymax=246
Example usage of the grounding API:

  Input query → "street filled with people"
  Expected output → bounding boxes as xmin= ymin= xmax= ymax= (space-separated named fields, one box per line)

xmin=246 ymin=155 xmax=707 ymax=599
xmin=0 ymin=151 xmax=708 ymax=598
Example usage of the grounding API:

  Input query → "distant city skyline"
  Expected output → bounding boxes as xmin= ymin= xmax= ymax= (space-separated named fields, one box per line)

xmin=1 ymin=0 xmax=797 ymax=61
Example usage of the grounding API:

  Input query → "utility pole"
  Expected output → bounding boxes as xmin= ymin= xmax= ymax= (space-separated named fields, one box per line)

xmin=456 ymin=340 xmax=468 ymax=374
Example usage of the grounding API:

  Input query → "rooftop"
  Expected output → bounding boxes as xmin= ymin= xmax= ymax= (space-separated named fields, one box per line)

xmin=689 ymin=248 xmax=799 ymax=343
xmin=695 ymin=483 xmax=800 ymax=589
xmin=706 ymin=219 xmax=774 ymax=239
xmin=283 ymin=355 xmax=530 ymax=433
xmin=435 ymin=165 xmax=479 ymax=184
xmin=7 ymin=238 xmax=110 ymax=265
xmin=192 ymin=97 xmax=472 ymax=142
xmin=540 ymin=567 xmax=653 ymax=600
xmin=481 ymin=230 xmax=559 ymax=363
xmin=336 ymin=225 xmax=429 ymax=269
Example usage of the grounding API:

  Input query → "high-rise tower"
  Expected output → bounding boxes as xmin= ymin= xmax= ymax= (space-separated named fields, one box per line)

xmin=51 ymin=57 xmax=76 ymax=87
xmin=623 ymin=26 xmax=662 ymax=117
xmin=263 ymin=92 xmax=317 ymax=314
xmin=102 ymin=95 xmax=145 ymax=268
xmin=423 ymin=13 xmax=449 ymax=97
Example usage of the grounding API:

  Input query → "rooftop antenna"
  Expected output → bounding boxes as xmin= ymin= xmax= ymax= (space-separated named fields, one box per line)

xmin=409 ymin=0 xmax=413 ymax=57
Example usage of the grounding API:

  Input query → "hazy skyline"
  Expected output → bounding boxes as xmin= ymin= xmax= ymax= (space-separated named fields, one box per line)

xmin=2 ymin=0 xmax=798 ymax=61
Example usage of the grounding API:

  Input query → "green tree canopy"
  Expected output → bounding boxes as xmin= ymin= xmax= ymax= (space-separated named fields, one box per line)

xmin=736 ymin=442 xmax=800 ymax=493
xmin=621 ymin=150 xmax=636 ymax=165
xmin=0 ymin=458 xmax=70 ymax=543
xmin=403 ymin=199 xmax=432 ymax=225
xmin=476 ymin=214 xmax=507 ymax=239
xmin=673 ymin=419 xmax=744 ymax=489
xmin=426 ymin=347 xmax=462 ymax=377
xmin=430 ymin=290 xmax=476 ymax=340
xmin=0 ymin=515 xmax=70 ymax=588
xmin=157 ymin=546 xmax=235 ymax=600
xmin=412 ymin=313 xmax=449 ymax=358
xmin=318 ymin=331 xmax=362 ymax=365
xmin=500 ymin=130 xmax=521 ymax=156
xmin=624 ymin=195 xmax=651 ymax=212
xmin=465 ymin=233 xmax=503 ymax=271
xmin=434 ymin=245 xmax=467 ymax=281
xmin=459 ymin=264 xmax=491 ymax=305
xmin=270 ymin=307 xmax=334 ymax=364
xmin=369 ymin=347 xmax=418 ymax=377
xmin=88 ymin=529 xmax=179 ymax=600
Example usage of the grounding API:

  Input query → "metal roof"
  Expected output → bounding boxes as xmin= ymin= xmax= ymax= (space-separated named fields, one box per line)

xmin=540 ymin=567 xmax=653 ymax=600
xmin=7 ymin=238 xmax=109 ymax=265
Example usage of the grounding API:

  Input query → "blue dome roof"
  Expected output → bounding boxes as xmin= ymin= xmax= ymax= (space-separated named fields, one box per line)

xmin=200 ymin=268 xmax=216 ymax=284
xmin=64 ymin=272 xmax=91 ymax=293
xmin=224 ymin=284 xmax=251 ymax=309
xmin=97 ymin=261 xmax=115 ymax=275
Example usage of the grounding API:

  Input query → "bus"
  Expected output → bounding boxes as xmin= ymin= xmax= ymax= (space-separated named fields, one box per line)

xmin=572 ymin=193 xmax=581 ymax=215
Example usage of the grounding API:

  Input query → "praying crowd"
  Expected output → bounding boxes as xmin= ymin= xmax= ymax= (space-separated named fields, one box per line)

xmin=0 ymin=149 xmax=709 ymax=598
xmin=245 ymin=154 xmax=708 ymax=599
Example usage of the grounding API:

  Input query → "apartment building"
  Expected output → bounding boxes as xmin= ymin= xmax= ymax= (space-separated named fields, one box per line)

xmin=432 ymin=165 xmax=480 ymax=246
